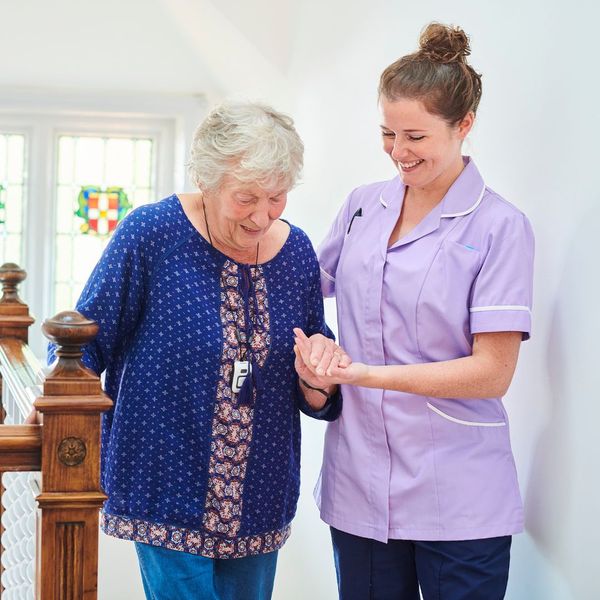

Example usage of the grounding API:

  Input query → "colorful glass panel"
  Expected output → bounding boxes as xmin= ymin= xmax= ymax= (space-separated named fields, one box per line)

xmin=76 ymin=186 xmax=132 ymax=236
xmin=54 ymin=135 xmax=155 ymax=312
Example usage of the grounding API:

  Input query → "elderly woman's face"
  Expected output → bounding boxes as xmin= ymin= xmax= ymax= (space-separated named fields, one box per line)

xmin=205 ymin=174 xmax=288 ymax=252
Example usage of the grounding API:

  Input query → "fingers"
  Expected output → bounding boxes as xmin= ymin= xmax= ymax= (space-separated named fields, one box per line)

xmin=293 ymin=331 xmax=314 ymax=372
xmin=315 ymin=339 xmax=335 ymax=376
xmin=293 ymin=329 xmax=333 ymax=372
xmin=294 ymin=328 xmax=324 ymax=368
xmin=293 ymin=328 xmax=352 ymax=376
xmin=337 ymin=349 xmax=352 ymax=368
xmin=293 ymin=345 xmax=306 ymax=375
xmin=325 ymin=352 xmax=340 ymax=377
xmin=293 ymin=328 xmax=310 ymax=345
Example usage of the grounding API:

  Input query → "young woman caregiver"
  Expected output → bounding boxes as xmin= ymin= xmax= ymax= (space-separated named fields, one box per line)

xmin=293 ymin=22 xmax=534 ymax=600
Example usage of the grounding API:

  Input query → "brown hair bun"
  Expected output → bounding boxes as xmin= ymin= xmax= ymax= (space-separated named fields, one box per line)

xmin=419 ymin=23 xmax=471 ymax=64
xmin=378 ymin=22 xmax=482 ymax=123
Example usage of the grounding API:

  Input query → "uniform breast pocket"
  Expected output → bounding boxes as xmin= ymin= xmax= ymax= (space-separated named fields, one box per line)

xmin=416 ymin=240 xmax=482 ymax=359
xmin=438 ymin=239 xmax=482 ymax=286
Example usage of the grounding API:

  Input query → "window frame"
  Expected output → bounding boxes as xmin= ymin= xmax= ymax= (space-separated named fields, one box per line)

xmin=0 ymin=123 xmax=31 ymax=270
xmin=0 ymin=88 xmax=206 ymax=356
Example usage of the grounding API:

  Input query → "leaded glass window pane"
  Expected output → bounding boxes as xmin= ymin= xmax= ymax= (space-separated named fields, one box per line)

xmin=0 ymin=133 xmax=26 ymax=266
xmin=54 ymin=135 xmax=155 ymax=312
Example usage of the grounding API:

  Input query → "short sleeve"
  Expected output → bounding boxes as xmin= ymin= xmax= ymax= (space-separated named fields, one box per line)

xmin=317 ymin=190 xmax=355 ymax=297
xmin=470 ymin=213 xmax=535 ymax=340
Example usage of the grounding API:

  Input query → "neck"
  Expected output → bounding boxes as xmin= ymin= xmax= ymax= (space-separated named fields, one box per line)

xmin=407 ymin=155 xmax=465 ymax=206
xmin=213 ymin=239 xmax=260 ymax=265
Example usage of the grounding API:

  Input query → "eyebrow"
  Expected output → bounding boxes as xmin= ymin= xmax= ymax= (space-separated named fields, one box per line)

xmin=380 ymin=125 xmax=426 ymax=133
xmin=235 ymin=190 xmax=286 ymax=197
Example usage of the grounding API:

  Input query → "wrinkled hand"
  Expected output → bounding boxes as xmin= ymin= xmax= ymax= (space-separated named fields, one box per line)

xmin=293 ymin=328 xmax=367 ymax=386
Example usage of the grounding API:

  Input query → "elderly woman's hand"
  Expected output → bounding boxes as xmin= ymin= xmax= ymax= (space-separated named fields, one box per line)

xmin=293 ymin=328 xmax=367 ymax=388
xmin=293 ymin=328 xmax=350 ymax=374
xmin=293 ymin=328 xmax=369 ymax=386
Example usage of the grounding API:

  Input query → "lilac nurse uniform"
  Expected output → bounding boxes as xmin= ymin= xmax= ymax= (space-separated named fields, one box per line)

xmin=316 ymin=157 xmax=534 ymax=542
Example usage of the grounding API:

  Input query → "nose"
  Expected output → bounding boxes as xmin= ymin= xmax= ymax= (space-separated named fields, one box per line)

xmin=249 ymin=203 xmax=270 ymax=229
xmin=390 ymin=137 xmax=408 ymax=161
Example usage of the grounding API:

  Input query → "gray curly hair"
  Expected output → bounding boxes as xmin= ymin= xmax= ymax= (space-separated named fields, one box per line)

xmin=187 ymin=101 xmax=304 ymax=192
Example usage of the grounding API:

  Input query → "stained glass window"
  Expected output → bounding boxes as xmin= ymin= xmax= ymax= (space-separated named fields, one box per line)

xmin=0 ymin=134 xmax=26 ymax=266
xmin=54 ymin=135 xmax=154 ymax=312
xmin=76 ymin=186 xmax=132 ymax=236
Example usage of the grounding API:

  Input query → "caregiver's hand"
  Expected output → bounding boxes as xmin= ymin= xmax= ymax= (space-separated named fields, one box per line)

xmin=293 ymin=328 xmax=367 ymax=385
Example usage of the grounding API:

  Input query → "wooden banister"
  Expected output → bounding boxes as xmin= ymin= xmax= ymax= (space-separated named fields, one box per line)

xmin=0 ymin=262 xmax=36 ymax=599
xmin=0 ymin=263 xmax=34 ymax=342
xmin=0 ymin=263 xmax=112 ymax=599
xmin=35 ymin=311 xmax=112 ymax=599
xmin=0 ymin=425 xmax=42 ymax=471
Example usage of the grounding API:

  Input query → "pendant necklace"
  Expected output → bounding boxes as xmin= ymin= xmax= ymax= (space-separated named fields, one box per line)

xmin=201 ymin=198 xmax=260 ymax=400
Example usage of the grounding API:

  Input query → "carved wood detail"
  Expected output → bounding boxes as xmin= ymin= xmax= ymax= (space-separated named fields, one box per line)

xmin=42 ymin=312 xmax=101 ymax=396
xmin=57 ymin=437 xmax=87 ymax=467
xmin=55 ymin=522 xmax=85 ymax=600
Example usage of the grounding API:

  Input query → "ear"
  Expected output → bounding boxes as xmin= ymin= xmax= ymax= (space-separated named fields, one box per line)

xmin=457 ymin=111 xmax=475 ymax=140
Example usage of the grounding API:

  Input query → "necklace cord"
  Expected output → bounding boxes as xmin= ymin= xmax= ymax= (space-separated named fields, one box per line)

xmin=201 ymin=196 xmax=264 ymax=401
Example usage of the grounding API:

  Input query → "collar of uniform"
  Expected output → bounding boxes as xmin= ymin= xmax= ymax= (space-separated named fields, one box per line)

xmin=378 ymin=175 xmax=403 ymax=209
xmin=379 ymin=175 xmax=445 ymax=249
xmin=379 ymin=158 xmax=485 ymax=249
xmin=440 ymin=156 xmax=486 ymax=218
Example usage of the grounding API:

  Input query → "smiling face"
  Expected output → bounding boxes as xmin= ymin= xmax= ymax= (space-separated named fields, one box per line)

xmin=202 ymin=174 xmax=288 ymax=254
xmin=380 ymin=97 xmax=474 ymax=196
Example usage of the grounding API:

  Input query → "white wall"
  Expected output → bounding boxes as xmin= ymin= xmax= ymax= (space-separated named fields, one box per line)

xmin=2 ymin=0 xmax=599 ymax=598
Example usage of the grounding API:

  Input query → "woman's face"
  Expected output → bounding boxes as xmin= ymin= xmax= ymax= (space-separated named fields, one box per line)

xmin=204 ymin=174 xmax=288 ymax=252
xmin=379 ymin=97 xmax=473 ymax=194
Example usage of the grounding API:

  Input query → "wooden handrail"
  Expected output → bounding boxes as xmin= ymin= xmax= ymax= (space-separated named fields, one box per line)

xmin=0 ymin=263 xmax=113 ymax=599
xmin=0 ymin=262 xmax=38 ymax=599
xmin=0 ymin=425 xmax=41 ymax=471
xmin=0 ymin=338 xmax=45 ymax=422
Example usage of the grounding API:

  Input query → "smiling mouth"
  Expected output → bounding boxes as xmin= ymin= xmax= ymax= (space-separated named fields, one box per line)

xmin=241 ymin=225 xmax=261 ymax=233
xmin=399 ymin=159 xmax=424 ymax=170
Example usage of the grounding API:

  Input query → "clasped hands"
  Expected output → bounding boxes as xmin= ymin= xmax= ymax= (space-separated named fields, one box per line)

xmin=292 ymin=327 xmax=368 ymax=389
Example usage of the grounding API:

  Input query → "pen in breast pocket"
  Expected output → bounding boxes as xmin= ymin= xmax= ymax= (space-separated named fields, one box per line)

xmin=347 ymin=208 xmax=363 ymax=234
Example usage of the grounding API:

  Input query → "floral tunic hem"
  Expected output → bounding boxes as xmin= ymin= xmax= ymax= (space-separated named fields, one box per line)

xmin=101 ymin=512 xmax=290 ymax=559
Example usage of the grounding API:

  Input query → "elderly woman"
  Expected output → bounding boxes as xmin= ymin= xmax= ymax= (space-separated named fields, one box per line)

xmin=69 ymin=102 xmax=343 ymax=600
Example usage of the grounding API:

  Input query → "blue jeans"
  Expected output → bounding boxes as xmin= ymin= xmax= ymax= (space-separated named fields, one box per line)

xmin=331 ymin=527 xmax=511 ymax=600
xmin=134 ymin=542 xmax=278 ymax=600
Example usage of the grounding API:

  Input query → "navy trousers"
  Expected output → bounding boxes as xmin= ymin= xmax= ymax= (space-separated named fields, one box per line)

xmin=331 ymin=527 xmax=511 ymax=600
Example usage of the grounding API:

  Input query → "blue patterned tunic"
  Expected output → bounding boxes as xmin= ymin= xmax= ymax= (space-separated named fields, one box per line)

xmin=71 ymin=195 xmax=341 ymax=559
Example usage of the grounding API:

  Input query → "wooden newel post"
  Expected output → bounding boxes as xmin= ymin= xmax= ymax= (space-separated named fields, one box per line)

xmin=0 ymin=263 xmax=35 ymax=595
xmin=34 ymin=311 xmax=112 ymax=600
xmin=0 ymin=263 xmax=34 ymax=342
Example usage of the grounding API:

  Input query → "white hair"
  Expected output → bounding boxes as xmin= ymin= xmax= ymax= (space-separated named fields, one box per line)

xmin=187 ymin=101 xmax=304 ymax=192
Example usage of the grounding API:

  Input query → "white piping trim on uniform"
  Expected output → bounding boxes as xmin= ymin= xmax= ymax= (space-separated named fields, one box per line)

xmin=320 ymin=267 xmax=336 ymax=283
xmin=379 ymin=194 xmax=388 ymax=208
xmin=427 ymin=402 xmax=507 ymax=427
xmin=470 ymin=305 xmax=531 ymax=314
xmin=441 ymin=182 xmax=486 ymax=218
